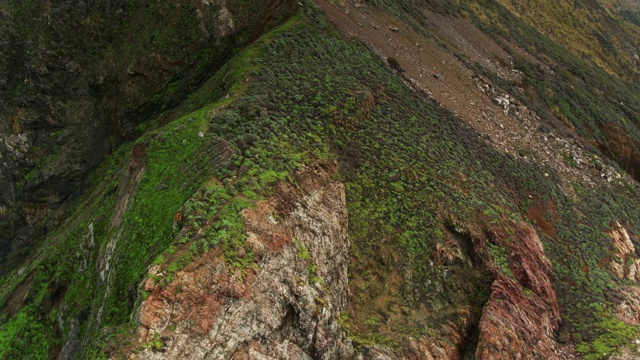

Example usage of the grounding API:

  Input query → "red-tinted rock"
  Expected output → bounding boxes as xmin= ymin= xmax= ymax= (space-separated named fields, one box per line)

xmin=476 ymin=223 xmax=561 ymax=360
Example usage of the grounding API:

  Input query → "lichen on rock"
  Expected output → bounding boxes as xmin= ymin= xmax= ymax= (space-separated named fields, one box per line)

xmin=133 ymin=163 xmax=354 ymax=359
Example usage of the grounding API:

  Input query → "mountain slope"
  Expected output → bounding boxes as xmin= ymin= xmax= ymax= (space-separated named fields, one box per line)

xmin=1 ymin=0 xmax=640 ymax=359
xmin=0 ymin=0 xmax=296 ymax=276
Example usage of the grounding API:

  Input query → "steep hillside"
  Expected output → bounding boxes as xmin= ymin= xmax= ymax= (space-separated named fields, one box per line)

xmin=2 ymin=0 xmax=640 ymax=359
xmin=0 ymin=0 xmax=296 ymax=275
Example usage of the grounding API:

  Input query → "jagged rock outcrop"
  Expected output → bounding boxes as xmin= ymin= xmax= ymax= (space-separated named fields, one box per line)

xmin=609 ymin=223 xmax=640 ymax=328
xmin=476 ymin=224 xmax=562 ymax=359
xmin=322 ymin=221 xmax=562 ymax=360
xmin=132 ymin=163 xmax=354 ymax=359
xmin=3 ymin=1 xmax=640 ymax=358
xmin=615 ymin=286 xmax=640 ymax=326
xmin=608 ymin=221 xmax=640 ymax=282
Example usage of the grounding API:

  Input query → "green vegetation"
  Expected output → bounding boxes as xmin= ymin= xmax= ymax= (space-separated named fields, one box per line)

xmin=575 ymin=303 xmax=640 ymax=359
xmin=488 ymin=243 xmax=515 ymax=278
xmin=0 ymin=8 xmax=310 ymax=357
xmin=462 ymin=1 xmax=640 ymax=180
xmin=296 ymin=238 xmax=322 ymax=285
xmin=246 ymin=6 xmax=557 ymax=345
xmin=362 ymin=0 xmax=640 ymax=355
xmin=337 ymin=311 xmax=399 ymax=349
xmin=0 ymin=308 xmax=56 ymax=359
xmin=2 ymin=0 xmax=640 ymax=358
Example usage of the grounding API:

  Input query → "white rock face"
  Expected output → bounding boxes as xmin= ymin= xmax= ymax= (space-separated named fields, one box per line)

xmin=608 ymin=221 xmax=640 ymax=282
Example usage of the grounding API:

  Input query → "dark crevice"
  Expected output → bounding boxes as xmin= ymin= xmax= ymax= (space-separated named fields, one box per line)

xmin=460 ymin=322 xmax=482 ymax=360
xmin=446 ymin=223 xmax=494 ymax=359
xmin=279 ymin=303 xmax=299 ymax=331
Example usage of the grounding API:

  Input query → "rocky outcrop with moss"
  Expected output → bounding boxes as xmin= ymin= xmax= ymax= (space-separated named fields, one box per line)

xmin=2 ymin=0 xmax=640 ymax=359
xmin=133 ymin=163 xmax=353 ymax=359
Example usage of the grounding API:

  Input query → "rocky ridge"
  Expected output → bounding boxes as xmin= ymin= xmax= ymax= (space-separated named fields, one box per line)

xmin=133 ymin=163 xmax=353 ymax=359
xmin=131 ymin=170 xmax=565 ymax=359
xmin=0 ymin=0 xmax=297 ymax=275
xmin=2 ymin=0 xmax=640 ymax=359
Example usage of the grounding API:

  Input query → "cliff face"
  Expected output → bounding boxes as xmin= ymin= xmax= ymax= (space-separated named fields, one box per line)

xmin=133 ymin=163 xmax=353 ymax=359
xmin=475 ymin=224 xmax=561 ymax=359
xmin=0 ymin=0 xmax=296 ymax=274
xmin=2 ymin=0 xmax=640 ymax=359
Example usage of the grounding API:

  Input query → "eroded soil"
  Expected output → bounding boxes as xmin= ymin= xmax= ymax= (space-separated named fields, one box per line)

xmin=314 ymin=0 xmax=629 ymax=197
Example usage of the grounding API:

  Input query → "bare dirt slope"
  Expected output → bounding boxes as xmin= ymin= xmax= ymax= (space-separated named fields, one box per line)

xmin=313 ymin=0 xmax=629 ymax=197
